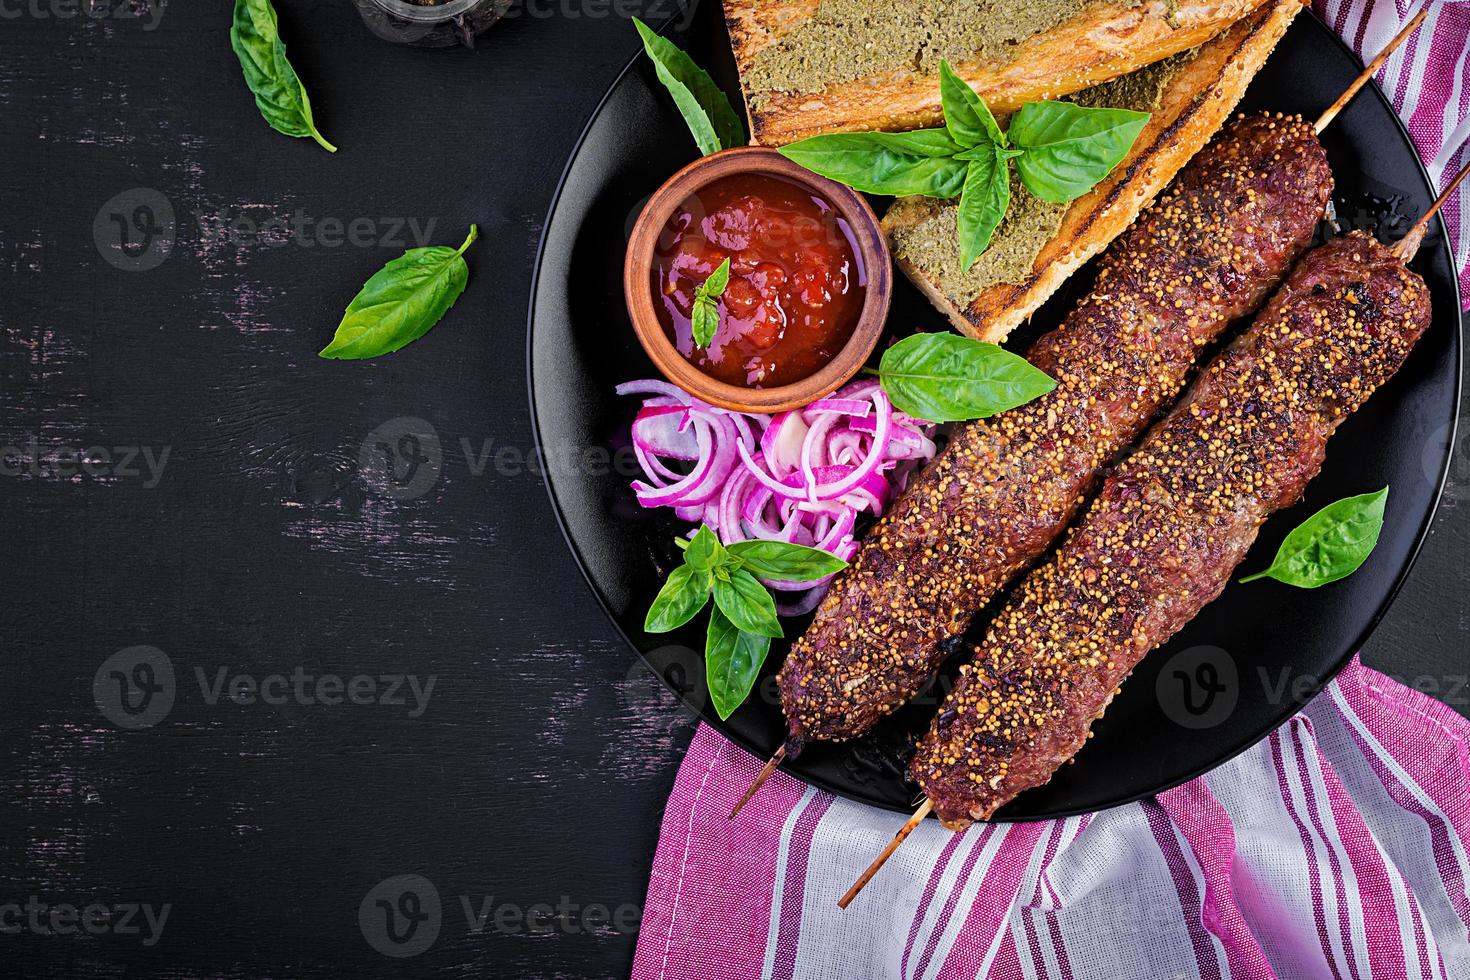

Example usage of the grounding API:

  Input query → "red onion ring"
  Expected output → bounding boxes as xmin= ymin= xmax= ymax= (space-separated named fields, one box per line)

xmin=620 ymin=379 xmax=938 ymax=614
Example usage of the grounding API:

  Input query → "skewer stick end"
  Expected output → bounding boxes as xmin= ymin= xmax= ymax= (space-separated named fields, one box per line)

xmin=837 ymin=798 xmax=934 ymax=909
xmin=1392 ymin=154 xmax=1470 ymax=262
xmin=1314 ymin=8 xmax=1428 ymax=135
xmin=729 ymin=745 xmax=786 ymax=820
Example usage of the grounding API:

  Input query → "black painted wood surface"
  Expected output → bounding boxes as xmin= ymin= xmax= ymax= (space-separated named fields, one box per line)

xmin=0 ymin=2 xmax=1464 ymax=976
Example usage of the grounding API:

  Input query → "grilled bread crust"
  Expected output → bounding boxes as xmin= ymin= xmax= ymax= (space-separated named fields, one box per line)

xmin=882 ymin=0 xmax=1302 ymax=342
xmin=726 ymin=0 xmax=1273 ymax=146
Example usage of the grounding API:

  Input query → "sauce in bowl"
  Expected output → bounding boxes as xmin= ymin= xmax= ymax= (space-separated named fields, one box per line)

xmin=651 ymin=172 xmax=868 ymax=389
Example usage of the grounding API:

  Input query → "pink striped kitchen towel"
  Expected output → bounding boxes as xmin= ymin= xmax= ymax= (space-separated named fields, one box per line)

xmin=632 ymin=657 xmax=1470 ymax=979
xmin=1320 ymin=0 xmax=1470 ymax=306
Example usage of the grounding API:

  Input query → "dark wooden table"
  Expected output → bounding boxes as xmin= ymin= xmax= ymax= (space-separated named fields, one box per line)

xmin=1 ymin=1 xmax=1465 ymax=976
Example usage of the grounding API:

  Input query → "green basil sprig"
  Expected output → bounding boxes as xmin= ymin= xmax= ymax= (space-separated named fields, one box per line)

xmin=691 ymin=257 xmax=731 ymax=349
xmin=230 ymin=0 xmax=336 ymax=153
xmin=1241 ymin=487 xmax=1389 ymax=589
xmin=633 ymin=18 xmax=745 ymax=157
xmin=779 ymin=60 xmax=1149 ymax=269
xmin=646 ymin=526 xmax=847 ymax=719
xmin=320 ymin=226 xmax=477 ymax=360
xmin=878 ymin=333 xmax=1056 ymax=422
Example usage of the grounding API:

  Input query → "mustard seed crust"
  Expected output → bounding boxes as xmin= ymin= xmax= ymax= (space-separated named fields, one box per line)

xmin=912 ymin=232 xmax=1433 ymax=828
xmin=776 ymin=114 xmax=1332 ymax=750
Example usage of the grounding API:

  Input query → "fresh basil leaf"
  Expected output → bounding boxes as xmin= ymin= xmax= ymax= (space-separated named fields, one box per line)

xmin=712 ymin=567 xmax=783 ymax=639
xmin=879 ymin=333 xmax=1056 ymax=423
xmin=957 ymin=148 xmax=1011 ymax=270
xmin=230 ymin=0 xmax=336 ymax=153
xmin=940 ymin=60 xmax=1005 ymax=149
xmin=645 ymin=564 xmax=711 ymax=633
xmin=1008 ymin=102 xmax=1150 ymax=204
xmin=705 ymin=606 xmax=772 ymax=720
xmin=778 ymin=131 xmax=968 ymax=198
xmin=320 ymin=226 xmax=477 ymax=360
xmin=1240 ymin=487 xmax=1389 ymax=588
xmin=726 ymin=540 xmax=848 ymax=582
xmin=868 ymin=129 xmax=969 ymax=158
xmin=684 ymin=525 xmax=724 ymax=577
xmin=633 ymin=18 xmax=745 ymax=156
xmin=691 ymin=257 xmax=731 ymax=349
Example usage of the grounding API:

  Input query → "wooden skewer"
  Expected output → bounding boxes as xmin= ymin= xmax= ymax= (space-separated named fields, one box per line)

xmin=751 ymin=10 xmax=1440 ymax=901
xmin=839 ymin=95 xmax=1465 ymax=920
xmin=838 ymin=799 xmax=933 ymax=909
xmin=737 ymin=21 xmax=1433 ymax=831
xmin=1315 ymin=7 xmax=1428 ymax=134
xmin=728 ymin=745 xmax=785 ymax=819
xmin=837 ymin=154 xmax=1470 ymax=912
xmin=1392 ymin=154 xmax=1470 ymax=262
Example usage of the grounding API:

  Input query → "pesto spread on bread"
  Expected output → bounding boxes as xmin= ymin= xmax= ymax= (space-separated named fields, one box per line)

xmin=746 ymin=0 xmax=1097 ymax=104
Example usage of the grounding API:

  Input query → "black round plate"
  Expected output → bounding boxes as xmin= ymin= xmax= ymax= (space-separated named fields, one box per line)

xmin=528 ymin=6 xmax=1462 ymax=819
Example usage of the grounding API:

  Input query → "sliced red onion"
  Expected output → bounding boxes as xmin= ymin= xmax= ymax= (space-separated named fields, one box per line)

xmin=633 ymin=405 xmax=698 ymax=461
xmin=760 ymin=411 xmax=809 ymax=480
xmin=619 ymin=378 xmax=939 ymax=612
xmin=802 ymin=389 xmax=893 ymax=502
xmin=631 ymin=414 xmax=735 ymax=508
xmin=615 ymin=379 xmax=693 ymax=402
xmin=802 ymin=397 xmax=871 ymax=422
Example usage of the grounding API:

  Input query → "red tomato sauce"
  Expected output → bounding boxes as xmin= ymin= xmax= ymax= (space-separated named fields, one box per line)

xmin=651 ymin=172 xmax=867 ymax=389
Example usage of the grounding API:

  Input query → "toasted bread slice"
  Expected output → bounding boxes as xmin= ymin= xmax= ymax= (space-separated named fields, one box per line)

xmin=725 ymin=0 xmax=1273 ymax=146
xmin=882 ymin=0 xmax=1300 ymax=342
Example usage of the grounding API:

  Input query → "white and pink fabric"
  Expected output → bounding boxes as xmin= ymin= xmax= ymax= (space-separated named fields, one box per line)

xmin=633 ymin=658 xmax=1470 ymax=979
xmin=632 ymin=4 xmax=1470 ymax=977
